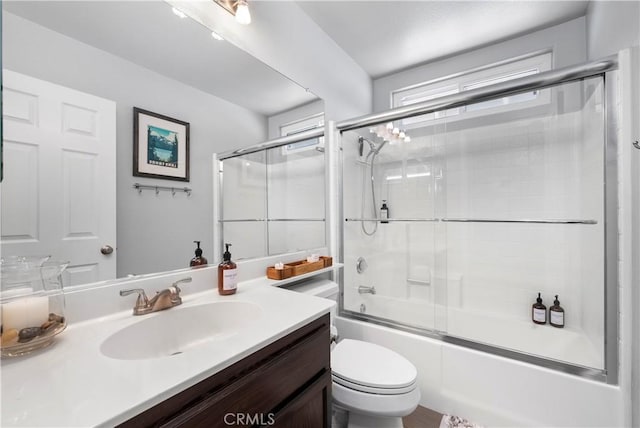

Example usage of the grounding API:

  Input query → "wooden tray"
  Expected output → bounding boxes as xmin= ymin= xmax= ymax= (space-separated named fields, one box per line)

xmin=320 ymin=256 xmax=333 ymax=267
xmin=266 ymin=265 xmax=294 ymax=280
xmin=285 ymin=259 xmax=325 ymax=276
xmin=266 ymin=256 xmax=332 ymax=280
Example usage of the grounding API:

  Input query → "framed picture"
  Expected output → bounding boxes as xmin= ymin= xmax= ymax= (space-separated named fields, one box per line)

xmin=133 ymin=107 xmax=190 ymax=181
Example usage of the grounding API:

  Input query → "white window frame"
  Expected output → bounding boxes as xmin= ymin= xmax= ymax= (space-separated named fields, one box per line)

xmin=391 ymin=52 xmax=552 ymax=129
xmin=279 ymin=113 xmax=325 ymax=155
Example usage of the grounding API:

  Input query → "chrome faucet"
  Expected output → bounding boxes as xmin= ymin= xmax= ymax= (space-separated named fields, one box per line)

xmin=357 ymin=285 xmax=376 ymax=295
xmin=120 ymin=277 xmax=192 ymax=315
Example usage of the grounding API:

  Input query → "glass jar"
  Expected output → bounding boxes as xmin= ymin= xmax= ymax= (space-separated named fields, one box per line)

xmin=1 ymin=256 xmax=69 ymax=357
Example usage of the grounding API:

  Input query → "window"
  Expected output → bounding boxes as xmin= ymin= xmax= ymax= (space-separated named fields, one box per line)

xmin=391 ymin=52 xmax=552 ymax=128
xmin=279 ymin=113 xmax=324 ymax=155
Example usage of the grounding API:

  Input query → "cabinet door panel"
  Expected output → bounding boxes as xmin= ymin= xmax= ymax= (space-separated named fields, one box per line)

xmin=161 ymin=324 xmax=329 ymax=428
xmin=267 ymin=370 xmax=331 ymax=428
xmin=119 ymin=315 xmax=331 ymax=428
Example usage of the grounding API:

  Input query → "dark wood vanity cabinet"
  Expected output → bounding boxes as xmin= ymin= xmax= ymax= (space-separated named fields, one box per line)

xmin=119 ymin=314 xmax=331 ymax=428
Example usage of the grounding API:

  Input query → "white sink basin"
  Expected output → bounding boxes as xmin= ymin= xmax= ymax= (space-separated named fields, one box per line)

xmin=100 ymin=301 xmax=263 ymax=360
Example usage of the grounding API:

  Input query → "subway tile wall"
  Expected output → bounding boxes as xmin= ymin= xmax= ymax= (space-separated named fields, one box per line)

xmin=220 ymin=149 xmax=325 ymax=259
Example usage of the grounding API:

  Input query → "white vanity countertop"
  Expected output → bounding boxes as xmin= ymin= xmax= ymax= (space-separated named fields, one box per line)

xmin=1 ymin=280 xmax=334 ymax=428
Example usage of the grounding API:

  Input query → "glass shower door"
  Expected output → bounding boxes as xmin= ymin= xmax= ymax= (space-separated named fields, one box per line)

xmin=340 ymin=75 xmax=607 ymax=372
xmin=440 ymin=77 xmax=605 ymax=370
xmin=220 ymin=151 xmax=268 ymax=260
xmin=341 ymin=124 xmax=445 ymax=333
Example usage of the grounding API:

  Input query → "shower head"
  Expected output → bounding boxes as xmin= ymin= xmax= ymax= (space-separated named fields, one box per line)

xmin=374 ymin=140 xmax=387 ymax=155
xmin=358 ymin=136 xmax=386 ymax=157
xmin=358 ymin=136 xmax=376 ymax=151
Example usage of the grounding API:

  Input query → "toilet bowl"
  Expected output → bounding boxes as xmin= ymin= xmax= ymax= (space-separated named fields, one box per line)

xmin=331 ymin=338 xmax=420 ymax=428
xmin=286 ymin=279 xmax=421 ymax=428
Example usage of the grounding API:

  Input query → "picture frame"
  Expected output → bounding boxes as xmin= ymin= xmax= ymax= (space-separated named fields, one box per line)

xmin=133 ymin=107 xmax=190 ymax=182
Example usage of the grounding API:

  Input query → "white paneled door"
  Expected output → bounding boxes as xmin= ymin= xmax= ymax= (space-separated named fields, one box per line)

xmin=1 ymin=70 xmax=116 ymax=285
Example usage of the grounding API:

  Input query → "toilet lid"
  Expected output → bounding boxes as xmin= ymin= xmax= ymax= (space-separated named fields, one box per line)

xmin=332 ymin=373 xmax=417 ymax=395
xmin=331 ymin=339 xmax=417 ymax=389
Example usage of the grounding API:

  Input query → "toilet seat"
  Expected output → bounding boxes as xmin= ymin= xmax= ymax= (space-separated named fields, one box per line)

xmin=332 ymin=372 xmax=417 ymax=395
xmin=331 ymin=339 xmax=418 ymax=395
xmin=332 ymin=381 xmax=421 ymax=418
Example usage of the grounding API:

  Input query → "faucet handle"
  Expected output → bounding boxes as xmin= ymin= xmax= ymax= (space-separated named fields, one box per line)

xmin=170 ymin=277 xmax=192 ymax=294
xmin=120 ymin=288 xmax=148 ymax=298
xmin=120 ymin=288 xmax=150 ymax=313
xmin=172 ymin=277 xmax=192 ymax=286
xmin=167 ymin=277 xmax=191 ymax=306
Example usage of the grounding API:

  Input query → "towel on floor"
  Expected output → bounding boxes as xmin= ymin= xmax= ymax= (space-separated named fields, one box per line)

xmin=439 ymin=414 xmax=484 ymax=428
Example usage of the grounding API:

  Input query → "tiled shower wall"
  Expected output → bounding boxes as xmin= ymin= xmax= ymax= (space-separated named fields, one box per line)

xmin=220 ymin=149 xmax=325 ymax=260
xmin=342 ymin=78 xmax=606 ymax=369
xmin=267 ymin=151 xmax=325 ymax=255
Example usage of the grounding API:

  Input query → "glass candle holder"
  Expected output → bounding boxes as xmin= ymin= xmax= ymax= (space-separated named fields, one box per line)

xmin=1 ymin=258 xmax=68 ymax=357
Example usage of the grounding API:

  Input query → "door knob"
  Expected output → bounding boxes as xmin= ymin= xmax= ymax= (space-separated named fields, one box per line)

xmin=101 ymin=245 xmax=114 ymax=255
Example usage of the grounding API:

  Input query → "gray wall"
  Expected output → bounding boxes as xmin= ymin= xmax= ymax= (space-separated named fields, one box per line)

xmin=267 ymin=99 xmax=324 ymax=139
xmin=3 ymin=12 xmax=268 ymax=277
xmin=586 ymin=1 xmax=640 ymax=59
xmin=373 ymin=17 xmax=587 ymax=112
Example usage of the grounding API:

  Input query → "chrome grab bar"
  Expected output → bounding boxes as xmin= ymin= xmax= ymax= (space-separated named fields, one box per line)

xmin=345 ymin=217 xmax=597 ymax=225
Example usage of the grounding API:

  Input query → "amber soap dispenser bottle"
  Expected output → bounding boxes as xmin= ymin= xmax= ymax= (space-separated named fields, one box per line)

xmin=218 ymin=243 xmax=238 ymax=295
xmin=380 ymin=200 xmax=389 ymax=224
xmin=549 ymin=295 xmax=565 ymax=328
xmin=190 ymin=241 xmax=208 ymax=267
xmin=532 ymin=292 xmax=547 ymax=325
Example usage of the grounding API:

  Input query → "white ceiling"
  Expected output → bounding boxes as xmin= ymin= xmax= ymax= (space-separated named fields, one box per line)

xmin=4 ymin=1 xmax=590 ymax=116
xmin=296 ymin=1 xmax=589 ymax=78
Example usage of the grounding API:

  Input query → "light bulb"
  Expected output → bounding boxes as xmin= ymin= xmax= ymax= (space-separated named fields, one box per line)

xmin=172 ymin=7 xmax=187 ymax=18
xmin=392 ymin=127 xmax=400 ymax=135
xmin=386 ymin=122 xmax=394 ymax=131
xmin=404 ymin=136 xmax=411 ymax=143
xmin=235 ymin=0 xmax=251 ymax=25
xmin=399 ymin=131 xmax=406 ymax=139
xmin=211 ymin=31 xmax=224 ymax=41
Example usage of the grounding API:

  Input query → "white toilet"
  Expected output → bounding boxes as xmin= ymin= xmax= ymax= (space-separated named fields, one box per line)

xmin=288 ymin=279 xmax=421 ymax=428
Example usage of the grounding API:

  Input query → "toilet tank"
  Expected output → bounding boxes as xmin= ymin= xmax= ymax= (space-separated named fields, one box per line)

xmin=283 ymin=278 xmax=339 ymax=321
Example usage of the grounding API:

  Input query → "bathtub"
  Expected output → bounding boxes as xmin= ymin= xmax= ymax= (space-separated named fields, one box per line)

xmin=349 ymin=292 xmax=603 ymax=370
xmin=338 ymin=294 xmax=621 ymax=427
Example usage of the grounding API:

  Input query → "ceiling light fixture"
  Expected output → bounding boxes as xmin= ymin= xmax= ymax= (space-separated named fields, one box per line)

xmin=234 ymin=0 xmax=251 ymax=25
xmin=172 ymin=7 xmax=187 ymax=18
xmin=211 ymin=31 xmax=224 ymax=41
xmin=213 ymin=0 xmax=251 ymax=25
xmin=375 ymin=122 xmax=411 ymax=144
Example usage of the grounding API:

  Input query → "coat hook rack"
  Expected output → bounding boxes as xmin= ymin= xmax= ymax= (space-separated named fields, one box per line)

xmin=133 ymin=183 xmax=192 ymax=197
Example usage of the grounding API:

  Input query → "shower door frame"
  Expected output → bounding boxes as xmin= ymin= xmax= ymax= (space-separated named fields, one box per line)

xmin=216 ymin=127 xmax=328 ymax=262
xmin=335 ymin=55 xmax=620 ymax=384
